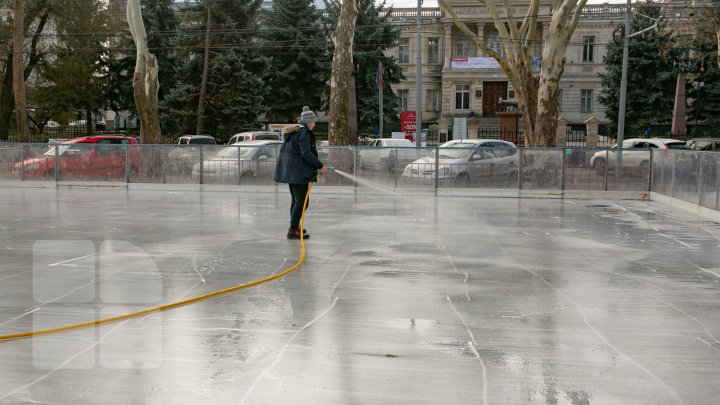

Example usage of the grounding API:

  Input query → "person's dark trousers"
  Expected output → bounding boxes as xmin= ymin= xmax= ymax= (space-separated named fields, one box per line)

xmin=289 ymin=183 xmax=310 ymax=229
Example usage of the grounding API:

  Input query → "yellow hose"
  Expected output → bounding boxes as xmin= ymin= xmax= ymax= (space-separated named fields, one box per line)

xmin=0 ymin=183 xmax=313 ymax=341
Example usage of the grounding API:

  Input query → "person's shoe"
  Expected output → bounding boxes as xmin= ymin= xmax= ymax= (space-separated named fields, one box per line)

xmin=287 ymin=227 xmax=309 ymax=239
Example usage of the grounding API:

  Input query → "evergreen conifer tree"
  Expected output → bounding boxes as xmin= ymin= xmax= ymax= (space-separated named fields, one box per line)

xmin=689 ymin=4 xmax=720 ymax=130
xmin=261 ymin=0 xmax=326 ymax=123
xmin=598 ymin=2 xmax=681 ymax=137
xmin=162 ymin=0 xmax=273 ymax=140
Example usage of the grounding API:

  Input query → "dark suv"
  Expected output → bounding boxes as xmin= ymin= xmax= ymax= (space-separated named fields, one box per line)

xmin=13 ymin=135 xmax=139 ymax=180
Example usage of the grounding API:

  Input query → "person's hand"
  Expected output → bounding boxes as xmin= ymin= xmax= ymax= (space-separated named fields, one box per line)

xmin=319 ymin=166 xmax=329 ymax=176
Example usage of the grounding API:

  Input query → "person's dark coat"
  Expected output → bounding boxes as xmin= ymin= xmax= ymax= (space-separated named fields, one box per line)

xmin=274 ymin=124 xmax=324 ymax=184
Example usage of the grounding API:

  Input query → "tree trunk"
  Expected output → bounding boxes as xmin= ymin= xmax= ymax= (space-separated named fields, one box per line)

xmin=127 ymin=0 xmax=162 ymax=144
xmin=0 ymin=8 xmax=49 ymax=140
xmin=328 ymin=0 xmax=357 ymax=146
xmin=716 ymin=26 xmax=720 ymax=68
xmin=347 ymin=72 xmax=358 ymax=145
xmin=0 ymin=56 xmax=15 ymax=141
xmin=13 ymin=0 xmax=29 ymax=142
xmin=197 ymin=0 xmax=212 ymax=135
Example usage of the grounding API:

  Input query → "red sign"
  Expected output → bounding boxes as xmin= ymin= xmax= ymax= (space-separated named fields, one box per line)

xmin=400 ymin=111 xmax=416 ymax=135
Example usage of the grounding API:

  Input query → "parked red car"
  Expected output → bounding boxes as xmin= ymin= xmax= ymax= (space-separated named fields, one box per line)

xmin=13 ymin=135 xmax=140 ymax=180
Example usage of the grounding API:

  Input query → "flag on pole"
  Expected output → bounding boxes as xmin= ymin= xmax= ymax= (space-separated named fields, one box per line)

xmin=375 ymin=61 xmax=384 ymax=90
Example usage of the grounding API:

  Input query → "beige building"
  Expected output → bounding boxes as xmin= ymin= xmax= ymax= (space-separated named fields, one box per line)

xmin=385 ymin=1 xmax=696 ymax=141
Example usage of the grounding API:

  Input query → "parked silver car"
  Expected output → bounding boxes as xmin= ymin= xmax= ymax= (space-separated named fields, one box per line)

xmin=358 ymin=138 xmax=416 ymax=173
xmin=589 ymin=138 xmax=686 ymax=175
xmin=402 ymin=139 xmax=518 ymax=187
xmin=191 ymin=140 xmax=281 ymax=183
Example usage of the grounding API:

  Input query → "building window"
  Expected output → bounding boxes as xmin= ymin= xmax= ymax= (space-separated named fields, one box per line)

xmin=487 ymin=31 xmax=505 ymax=56
xmin=581 ymin=89 xmax=593 ymax=112
xmin=398 ymin=89 xmax=409 ymax=111
xmin=455 ymin=85 xmax=470 ymax=110
xmin=426 ymin=89 xmax=439 ymax=111
xmin=427 ymin=38 xmax=439 ymax=64
xmin=399 ymin=38 xmax=410 ymax=64
xmin=557 ymin=90 xmax=562 ymax=112
xmin=582 ymin=36 xmax=594 ymax=62
xmin=455 ymin=36 xmax=472 ymax=57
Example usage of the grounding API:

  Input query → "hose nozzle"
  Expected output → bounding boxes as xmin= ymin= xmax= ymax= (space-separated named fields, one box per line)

xmin=326 ymin=165 xmax=336 ymax=172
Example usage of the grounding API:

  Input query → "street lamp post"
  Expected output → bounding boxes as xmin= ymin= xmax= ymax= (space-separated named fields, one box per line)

xmin=693 ymin=81 xmax=704 ymax=135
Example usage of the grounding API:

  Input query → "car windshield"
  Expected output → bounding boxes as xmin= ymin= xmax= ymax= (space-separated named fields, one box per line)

xmin=385 ymin=140 xmax=412 ymax=147
xmin=43 ymin=144 xmax=83 ymax=157
xmin=214 ymin=146 xmax=260 ymax=160
xmin=438 ymin=144 xmax=476 ymax=159
xmin=189 ymin=138 xmax=215 ymax=145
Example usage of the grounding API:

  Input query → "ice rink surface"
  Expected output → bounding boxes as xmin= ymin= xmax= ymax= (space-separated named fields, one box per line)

xmin=1 ymin=186 xmax=719 ymax=404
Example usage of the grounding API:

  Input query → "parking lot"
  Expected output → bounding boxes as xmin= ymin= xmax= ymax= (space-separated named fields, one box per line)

xmin=1 ymin=186 xmax=719 ymax=404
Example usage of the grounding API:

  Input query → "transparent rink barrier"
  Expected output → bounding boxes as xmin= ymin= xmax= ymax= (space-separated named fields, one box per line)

xmin=652 ymin=149 xmax=720 ymax=211
xmin=1 ymin=144 xmax=718 ymax=209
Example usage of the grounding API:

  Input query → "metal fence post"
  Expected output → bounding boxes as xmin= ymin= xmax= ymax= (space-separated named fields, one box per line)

xmin=394 ymin=147 xmax=398 ymax=189
xmin=125 ymin=144 xmax=130 ymax=183
xmin=54 ymin=144 xmax=59 ymax=183
xmin=238 ymin=145 xmax=242 ymax=186
xmin=716 ymin=161 xmax=719 ymax=211
xmin=354 ymin=146 xmax=358 ymax=190
xmin=20 ymin=145 xmax=24 ymax=181
xmin=603 ymin=149 xmax=608 ymax=191
xmin=647 ymin=148 xmax=653 ymax=192
xmin=518 ymin=149 xmax=523 ymax=190
xmin=434 ymin=146 xmax=439 ymax=195
xmin=697 ymin=152 xmax=705 ymax=208
xmin=199 ymin=147 xmax=204 ymax=185
xmin=671 ymin=151 xmax=676 ymax=198
xmin=560 ymin=149 xmax=565 ymax=191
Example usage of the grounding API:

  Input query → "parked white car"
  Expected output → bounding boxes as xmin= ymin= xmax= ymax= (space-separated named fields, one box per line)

xmin=589 ymin=138 xmax=686 ymax=175
xmin=191 ymin=140 xmax=282 ymax=183
xmin=402 ymin=139 xmax=518 ymax=187
xmin=358 ymin=138 xmax=416 ymax=172
xmin=227 ymin=131 xmax=281 ymax=144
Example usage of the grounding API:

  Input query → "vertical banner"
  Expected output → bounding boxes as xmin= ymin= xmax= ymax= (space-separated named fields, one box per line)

xmin=453 ymin=117 xmax=468 ymax=140
xmin=400 ymin=111 xmax=417 ymax=141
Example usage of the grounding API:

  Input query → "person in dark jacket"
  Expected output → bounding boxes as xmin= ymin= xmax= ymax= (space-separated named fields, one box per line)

xmin=274 ymin=106 xmax=328 ymax=239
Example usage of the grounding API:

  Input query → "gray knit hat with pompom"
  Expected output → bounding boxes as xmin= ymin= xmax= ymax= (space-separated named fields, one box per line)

xmin=298 ymin=106 xmax=318 ymax=124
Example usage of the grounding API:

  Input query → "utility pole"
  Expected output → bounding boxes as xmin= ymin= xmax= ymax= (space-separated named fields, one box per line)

xmin=617 ymin=1 xmax=658 ymax=172
xmin=415 ymin=0 xmax=422 ymax=149
xmin=616 ymin=0 xmax=631 ymax=171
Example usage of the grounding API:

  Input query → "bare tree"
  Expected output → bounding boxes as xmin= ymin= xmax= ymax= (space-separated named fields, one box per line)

xmin=439 ymin=0 xmax=587 ymax=146
xmin=128 ymin=0 xmax=162 ymax=144
xmin=13 ymin=0 xmax=29 ymax=142
xmin=328 ymin=0 xmax=357 ymax=146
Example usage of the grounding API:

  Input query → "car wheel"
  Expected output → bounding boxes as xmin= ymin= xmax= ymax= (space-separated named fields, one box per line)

xmin=45 ymin=169 xmax=55 ymax=181
xmin=454 ymin=173 xmax=470 ymax=188
xmin=592 ymin=158 xmax=606 ymax=176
